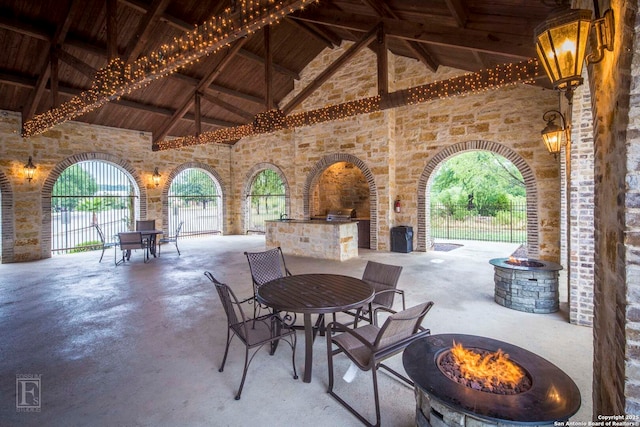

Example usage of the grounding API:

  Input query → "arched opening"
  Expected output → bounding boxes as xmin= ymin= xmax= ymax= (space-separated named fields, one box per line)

xmin=50 ymin=160 xmax=139 ymax=254
xmin=429 ymin=151 xmax=527 ymax=244
xmin=418 ymin=141 xmax=538 ymax=256
xmin=245 ymin=167 xmax=287 ymax=233
xmin=166 ymin=168 xmax=223 ymax=238
xmin=303 ymin=153 xmax=377 ymax=250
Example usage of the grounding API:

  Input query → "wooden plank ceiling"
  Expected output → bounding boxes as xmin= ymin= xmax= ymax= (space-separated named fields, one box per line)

xmin=0 ymin=0 xmax=562 ymax=146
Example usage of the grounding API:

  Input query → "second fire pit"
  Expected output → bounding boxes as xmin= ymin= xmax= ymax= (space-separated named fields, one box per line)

xmin=490 ymin=257 xmax=563 ymax=314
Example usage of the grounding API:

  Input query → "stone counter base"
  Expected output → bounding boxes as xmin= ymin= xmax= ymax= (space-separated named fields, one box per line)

xmin=265 ymin=220 xmax=358 ymax=261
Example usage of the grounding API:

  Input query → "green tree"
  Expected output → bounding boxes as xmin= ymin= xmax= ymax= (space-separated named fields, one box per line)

xmin=170 ymin=169 xmax=218 ymax=207
xmin=250 ymin=170 xmax=284 ymax=214
xmin=53 ymin=164 xmax=98 ymax=211
xmin=432 ymin=151 xmax=524 ymax=216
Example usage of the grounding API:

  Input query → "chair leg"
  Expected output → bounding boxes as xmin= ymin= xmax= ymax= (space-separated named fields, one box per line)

xmin=219 ymin=330 xmax=232 ymax=373
xmin=326 ymin=338 xmax=380 ymax=427
xmin=290 ymin=332 xmax=298 ymax=380
xmin=235 ymin=346 xmax=250 ymax=400
xmin=99 ymin=246 xmax=106 ymax=263
xmin=175 ymin=241 xmax=180 ymax=256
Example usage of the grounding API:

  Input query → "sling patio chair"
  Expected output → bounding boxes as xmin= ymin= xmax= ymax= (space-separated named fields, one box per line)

xmin=158 ymin=221 xmax=183 ymax=256
xmin=326 ymin=301 xmax=434 ymax=427
xmin=337 ymin=261 xmax=404 ymax=328
xmin=94 ymin=224 xmax=119 ymax=263
xmin=204 ymin=271 xmax=298 ymax=400
xmin=115 ymin=231 xmax=148 ymax=265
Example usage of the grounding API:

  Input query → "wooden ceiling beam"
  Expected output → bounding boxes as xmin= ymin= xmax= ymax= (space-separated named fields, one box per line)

xmin=264 ymin=25 xmax=274 ymax=110
xmin=284 ymin=17 xmax=338 ymax=48
xmin=360 ymin=0 xmax=437 ymax=71
xmin=445 ymin=0 xmax=469 ymax=28
xmin=0 ymin=67 xmax=244 ymax=128
xmin=22 ymin=0 xmax=82 ymax=123
xmin=122 ymin=0 xmax=171 ymax=64
xmin=199 ymin=92 xmax=255 ymax=121
xmin=55 ymin=48 xmax=98 ymax=80
xmin=291 ymin=9 xmax=536 ymax=59
xmin=237 ymin=48 xmax=299 ymax=80
xmin=153 ymin=38 xmax=247 ymax=144
xmin=106 ymin=0 xmax=119 ymax=60
xmin=282 ymin=23 xmax=379 ymax=115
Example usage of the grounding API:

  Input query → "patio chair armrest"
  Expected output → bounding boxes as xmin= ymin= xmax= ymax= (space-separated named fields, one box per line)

xmin=326 ymin=321 xmax=376 ymax=350
xmin=373 ymin=288 xmax=406 ymax=310
xmin=372 ymin=306 xmax=397 ymax=326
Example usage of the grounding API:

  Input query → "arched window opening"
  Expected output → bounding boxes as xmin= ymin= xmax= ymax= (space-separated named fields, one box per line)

xmin=51 ymin=161 xmax=139 ymax=254
xmin=246 ymin=169 xmax=285 ymax=233
xmin=168 ymin=168 xmax=222 ymax=237
xmin=429 ymin=151 xmax=527 ymax=243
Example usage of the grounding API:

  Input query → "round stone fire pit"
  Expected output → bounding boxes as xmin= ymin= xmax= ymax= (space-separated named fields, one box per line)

xmin=489 ymin=257 xmax=563 ymax=314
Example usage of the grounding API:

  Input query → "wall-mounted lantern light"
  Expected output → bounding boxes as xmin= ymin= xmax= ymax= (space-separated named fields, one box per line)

xmin=24 ymin=156 xmax=36 ymax=182
xmin=541 ymin=110 xmax=569 ymax=157
xmin=152 ymin=167 xmax=161 ymax=187
xmin=534 ymin=2 xmax=614 ymax=99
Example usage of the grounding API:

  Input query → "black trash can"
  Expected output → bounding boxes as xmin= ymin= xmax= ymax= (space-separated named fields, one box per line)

xmin=391 ymin=226 xmax=413 ymax=253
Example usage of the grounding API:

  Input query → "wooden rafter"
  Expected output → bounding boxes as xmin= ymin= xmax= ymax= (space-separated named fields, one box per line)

xmin=22 ymin=0 xmax=81 ymax=123
xmin=376 ymin=24 xmax=387 ymax=97
xmin=55 ymin=48 xmax=98 ymax=80
xmin=291 ymin=9 xmax=536 ymax=59
xmin=107 ymin=0 xmax=119 ymax=60
xmin=445 ymin=0 xmax=469 ymax=27
xmin=122 ymin=0 xmax=171 ymax=64
xmin=285 ymin=17 xmax=339 ymax=48
xmin=153 ymin=38 xmax=248 ymax=144
xmin=360 ymin=0 xmax=437 ymax=72
xmin=199 ymin=92 xmax=255 ymax=121
xmin=282 ymin=23 xmax=379 ymax=115
xmin=264 ymin=25 xmax=274 ymax=110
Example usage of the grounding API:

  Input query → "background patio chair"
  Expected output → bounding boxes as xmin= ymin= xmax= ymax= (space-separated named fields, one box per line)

xmin=244 ymin=247 xmax=292 ymax=318
xmin=94 ymin=224 xmax=118 ymax=263
xmin=338 ymin=261 xmax=404 ymax=327
xmin=116 ymin=231 xmax=148 ymax=265
xmin=326 ymin=301 xmax=434 ymax=427
xmin=158 ymin=221 xmax=183 ymax=256
xmin=204 ymin=271 xmax=297 ymax=400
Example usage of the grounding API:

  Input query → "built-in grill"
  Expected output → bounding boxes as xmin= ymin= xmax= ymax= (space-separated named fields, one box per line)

xmin=326 ymin=208 xmax=356 ymax=222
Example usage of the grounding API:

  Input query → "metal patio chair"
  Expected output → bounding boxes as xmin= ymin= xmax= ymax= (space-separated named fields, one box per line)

xmin=158 ymin=221 xmax=183 ymax=256
xmin=115 ymin=231 xmax=148 ymax=265
xmin=244 ymin=247 xmax=292 ymax=318
xmin=326 ymin=301 xmax=434 ymax=427
xmin=204 ymin=271 xmax=297 ymax=400
xmin=338 ymin=261 xmax=404 ymax=327
xmin=94 ymin=224 xmax=118 ymax=263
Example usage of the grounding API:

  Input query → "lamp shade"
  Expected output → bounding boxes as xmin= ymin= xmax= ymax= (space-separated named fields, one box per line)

xmin=541 ymin=112 xmax=567 ymax=155
xmin=534 ymin=8 xmax=592 ymax=92
xmin=24 ymin=156 xmax=36 ymax=181
xmin=152 ymin=167 xmax=161 ymax=187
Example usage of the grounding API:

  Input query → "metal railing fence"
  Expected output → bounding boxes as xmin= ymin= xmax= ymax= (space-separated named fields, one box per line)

xmin=246 ymin=194 xmax=286 ymax=233
xmin=430 ymin=201 xmax=527 ymax=243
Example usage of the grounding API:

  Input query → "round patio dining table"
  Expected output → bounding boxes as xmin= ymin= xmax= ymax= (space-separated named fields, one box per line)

xmin=256 ymin=273 xmax=374 ymax=383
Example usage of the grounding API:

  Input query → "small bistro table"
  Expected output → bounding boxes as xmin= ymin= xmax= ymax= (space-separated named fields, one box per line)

xmin=257 ymin=273 xmax=374 ymax=383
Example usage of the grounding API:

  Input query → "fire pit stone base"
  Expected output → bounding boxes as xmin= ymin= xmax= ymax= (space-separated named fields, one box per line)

xmin=490 ymin=258 xmax=563 ymax=314
xmin=414 ymin=387 xmax=555 ymax=427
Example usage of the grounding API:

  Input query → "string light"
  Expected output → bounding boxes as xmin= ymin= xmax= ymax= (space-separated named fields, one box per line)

xmin=22 ymin=0 xmax=318 ymax=138
xmin=154 ymin=58 xmax=543 ymax=151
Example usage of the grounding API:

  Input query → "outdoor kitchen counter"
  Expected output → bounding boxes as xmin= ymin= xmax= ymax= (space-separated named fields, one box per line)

xmin=265 ymin=219 xmax=359 ymax=261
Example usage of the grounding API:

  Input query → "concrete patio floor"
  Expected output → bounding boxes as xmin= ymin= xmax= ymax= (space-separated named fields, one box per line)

xmin=0 ymin=235 xmax=593 ymax=426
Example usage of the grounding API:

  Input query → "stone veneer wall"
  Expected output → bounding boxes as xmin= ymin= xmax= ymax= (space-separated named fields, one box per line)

xmin=0 ymin=111 xmax=232 ymax=262
xmin=233 ymin=42 xmax=561 ymax=255
xmin=587 ymin=0 xmax=640 ymax=415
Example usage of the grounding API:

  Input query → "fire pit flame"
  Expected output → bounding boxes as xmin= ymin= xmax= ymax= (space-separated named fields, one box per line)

xmin=438 ymin=341 xmax=532 ymax=394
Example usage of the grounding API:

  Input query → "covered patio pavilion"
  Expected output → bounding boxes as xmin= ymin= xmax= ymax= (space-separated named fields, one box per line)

xmin=0 ymin=235 xmax=592 ymax=425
